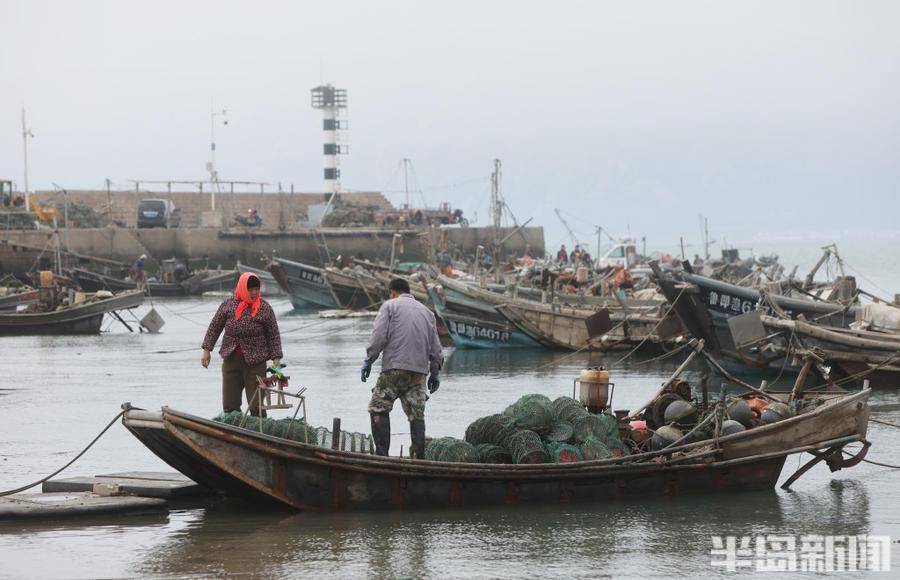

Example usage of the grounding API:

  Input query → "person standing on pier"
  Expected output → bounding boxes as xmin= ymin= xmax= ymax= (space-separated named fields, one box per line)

xmin=133 ymin=254 xmax=147 ymax=289
xmin=201 ymin=272 xmax=283 ymax=416
xmin=361 ymin=278 xmax=443 ymax=458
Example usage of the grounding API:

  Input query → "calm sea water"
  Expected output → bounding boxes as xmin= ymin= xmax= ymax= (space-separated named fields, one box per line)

xmin=2 ymin=239 xmax=900 ymax=578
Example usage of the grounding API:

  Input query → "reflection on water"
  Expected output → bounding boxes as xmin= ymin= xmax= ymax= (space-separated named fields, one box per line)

xmin=130 ymin=484 xmax=874 ymax=578
xmin=0 ymin=298 xmax=897 ymax=578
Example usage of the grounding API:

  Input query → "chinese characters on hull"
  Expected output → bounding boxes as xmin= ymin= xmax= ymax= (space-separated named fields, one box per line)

xmin=447 ymin=320 xmax=511 ymax=343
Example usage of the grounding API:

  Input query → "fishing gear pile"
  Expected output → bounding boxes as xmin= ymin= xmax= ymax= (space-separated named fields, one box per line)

xmin=427 ymin=394 xmax=629 ymax=464
xmin=212 ymin=411 xmax=373 ymax=453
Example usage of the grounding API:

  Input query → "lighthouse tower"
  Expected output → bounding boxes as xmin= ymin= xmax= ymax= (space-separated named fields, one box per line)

xmin=310 ymin=84 xmax=348 ymax=195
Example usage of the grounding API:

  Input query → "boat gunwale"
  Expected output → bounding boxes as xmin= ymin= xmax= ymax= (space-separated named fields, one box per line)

xmin=145 ymin=388 xmax=869 ymax=477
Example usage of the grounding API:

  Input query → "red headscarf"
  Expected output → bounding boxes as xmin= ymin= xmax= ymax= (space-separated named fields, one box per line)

xmin=234 ymin=272 xmax=262 ymax=320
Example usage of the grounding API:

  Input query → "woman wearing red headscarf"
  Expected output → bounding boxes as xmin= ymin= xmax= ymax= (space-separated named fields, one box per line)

xmin=201 ymin=272 xmax=283 ymax=415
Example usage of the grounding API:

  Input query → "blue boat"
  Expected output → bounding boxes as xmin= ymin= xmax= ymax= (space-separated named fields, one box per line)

xmin=428 ymin=281 xmax=540 ymax=349
xmin=267 ymin=258 xmax=340 ymax=310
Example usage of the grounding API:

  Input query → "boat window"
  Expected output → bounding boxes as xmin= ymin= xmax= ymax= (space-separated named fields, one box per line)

xmin=608 ymin=246 xmax=625 ymax=258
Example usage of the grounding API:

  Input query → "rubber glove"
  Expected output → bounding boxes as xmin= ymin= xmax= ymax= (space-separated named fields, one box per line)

xmin=361 ymin=359 xmax=373 ymax=382
xmin=427 ymin=372 xmax=440 ymax=394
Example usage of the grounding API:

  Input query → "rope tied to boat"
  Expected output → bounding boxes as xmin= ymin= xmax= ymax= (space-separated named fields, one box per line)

xmin=611 ymin=285 xmax=687 ymax=366
xmin=0 ymin=409 xmax=125 ymax=497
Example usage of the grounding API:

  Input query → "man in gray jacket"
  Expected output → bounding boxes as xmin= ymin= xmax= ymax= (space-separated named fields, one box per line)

xmin=361 ymin=277 xmax=444 ymax=458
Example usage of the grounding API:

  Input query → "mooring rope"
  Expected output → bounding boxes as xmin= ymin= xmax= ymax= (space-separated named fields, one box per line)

xmin=611 ymin=286 xmax=686 ymax=366
xmin=0 ymin=410 xmax=125 ymax=497
xmin=871 ymin=418 xmax=900 ymax=429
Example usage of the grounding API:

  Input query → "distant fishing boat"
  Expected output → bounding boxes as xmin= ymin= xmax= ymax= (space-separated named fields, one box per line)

xmin=267 ymin=258 xmax=340 ymax=310
xmin=0 ymin=290 xmax=144 ymax=334
xmin=654 ymin=263 xmax=900 ymax=387
xmin=324 ymin=268 xmax=385 ymax=310
xmin=0 ymin=287 xmax=39 ymax=311
xmin=71 ymin=268 xmax=237 ymax=297
xmin=428 ymin=283 xmax=540 ymax=349
xmin=496 ymin=299 xmax=678 ymax=352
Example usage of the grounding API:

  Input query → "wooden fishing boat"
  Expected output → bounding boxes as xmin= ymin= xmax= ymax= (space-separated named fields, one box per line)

xmin=0 ymin=287 xmax=39 ymax=311
xmin=324 ymin=268 xmax=385 ymax=310
xmin=0 ymin=290 xmax=145 ymax=334
xmin=369 ymin=269 xmax=454 ymax=346
xmin=717 ymin=313 xmax=900 ymax=389
xmin=650 ymin=262 xmax=891 ymax=381
xmin=428 ymin=284 xmax=539 ymax=348
xmin=267 ymin=258 xmax=339 ymax=310
xmin=496 ymin=299 xmax=681 ymax=352
xmin=237 ymin=262 xmax=285 ymax=297
xmin=122 ymin=382 xmax=871 ymax=512
xmin=71 ymin=268 xmax=237 ymax=297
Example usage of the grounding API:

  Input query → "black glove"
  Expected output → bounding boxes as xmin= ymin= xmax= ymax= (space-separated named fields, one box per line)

xmin=427 ymin=372 xmax=440 ymax=394
xmin=361 ymin=359 xmax=373 ymax=383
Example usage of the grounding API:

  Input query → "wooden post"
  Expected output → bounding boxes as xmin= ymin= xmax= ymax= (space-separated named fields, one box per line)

xmin=790 ymin=358 xmax=814 ymax=402
xmin=331 ymin=417 xmax=342 ymax=450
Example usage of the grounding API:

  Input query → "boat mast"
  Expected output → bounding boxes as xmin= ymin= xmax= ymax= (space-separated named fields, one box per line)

xmin=490 ymin=159 xmax=503 ymax=282
xmin=21 ymin=108 xmax=33 ymax=212
xmin=403 ymin=158 xmax=410 ymax=211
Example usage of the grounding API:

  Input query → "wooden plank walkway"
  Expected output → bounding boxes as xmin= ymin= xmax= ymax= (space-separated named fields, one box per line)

xmin=42 ymin=471 xmax=206 ymax=499
xmin=0 ymin=492 xmax=166 ymax=520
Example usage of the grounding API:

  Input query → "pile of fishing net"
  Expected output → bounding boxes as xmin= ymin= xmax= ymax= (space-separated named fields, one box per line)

xmin=504 ymin=394 xmax=555 ymax=434
xmin=424 ymin=437 xmax=479 ymax=463
xmin=456 ymin=394 xmax=630 ymax=465
xmin=212 ymin=411 xmax=373 ymax=453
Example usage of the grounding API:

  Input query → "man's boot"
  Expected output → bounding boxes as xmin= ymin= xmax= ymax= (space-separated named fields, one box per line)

xmin=370 ymin=412 xmax=391 ymax=456
xmin=410 ymin=419 xmax=426 ymax=460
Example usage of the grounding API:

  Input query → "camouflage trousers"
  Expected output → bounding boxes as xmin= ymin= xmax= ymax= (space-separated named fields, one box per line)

xmin=367 ymin=369 xmax=427 ymax=421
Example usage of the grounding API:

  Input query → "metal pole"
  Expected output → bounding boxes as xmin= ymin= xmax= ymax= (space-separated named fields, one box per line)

xmin=106 ymin=178 xmax=112 ymax=224
xmin=403 ymin=158 xmax=410 ymax=210
xmin=21 ymin=108 xmax=31 ymax=212
xmin=210 ymin=99 xmax=216 ymax=211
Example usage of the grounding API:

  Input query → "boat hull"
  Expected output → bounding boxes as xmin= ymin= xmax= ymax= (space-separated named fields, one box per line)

xmin=428 ymin=285 xmax=539 ymax=349
xmin=72 ymin=268 xmax=236 ymax=297
xmin=124 ymin=389 xmax=868 ymax=512
xmin=267 ymin=258 xmax=339 ymax=310
xmin=0 ymin=290 xmax=145 ymax=335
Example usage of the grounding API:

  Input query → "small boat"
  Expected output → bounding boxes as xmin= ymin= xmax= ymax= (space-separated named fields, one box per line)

xmin=496 ymin=299 xmax=679 ymax=352
xmin=0 ymin=287 xmax=39 ymax=311
xmin=123 ymin=358 xmax=871 ymax=511
xmin=428 ymin=283 xmax=540 ymax=349
xmin=0 ymin=290 xmax=145 ymax=334
xmin=236 ymin=262 xmax=285 ymax=297
xmin=71 ymin=268 xmax=237 ymax=297
xmin=652 ymin=262 xmax=864 ymax=373
xmin=324 ymin=268 xmax=385 ymax=310
xmin=266 ymin=258 xmax=340 ymax=310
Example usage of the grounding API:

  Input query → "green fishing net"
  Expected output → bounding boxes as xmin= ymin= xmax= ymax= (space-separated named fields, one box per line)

xmin=425 ymin=437 xmax=479 ymax=463
xmin=552 ymin=396 xmax=582 ymax=419
xmin=546 ymin=441 xmax=584 ymax=463
xmin=545 ymin=420 xmax=575 ymax=442
xmin=555 ymin=401 xmax=590 ymax=425
xmin=507 ymin=429 xmax=549 ymax=464
xmin=464 ymin=414 xmax=516 ymax=447
xmin=580 ymin=437 xmax=613 ymax=460
xmin=213 ymin=411 xmax=318 ymax=444
xmin=212 ymin=411 xmax=373 ymax=453
xmin=509 ymin=394 xmax=554 ymax=434
xmin=475 ymin=443 xmax=512 ymax=464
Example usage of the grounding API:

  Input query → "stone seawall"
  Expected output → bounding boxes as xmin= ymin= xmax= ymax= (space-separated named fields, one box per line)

xmin=1 ymin=226 xmax=545 ymax=273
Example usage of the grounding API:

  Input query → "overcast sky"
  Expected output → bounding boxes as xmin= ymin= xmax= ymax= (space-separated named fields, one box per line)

xmin=2 ymin=0 xmax=898 ymax=251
